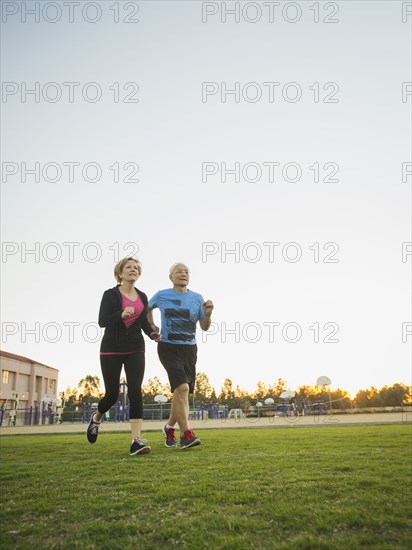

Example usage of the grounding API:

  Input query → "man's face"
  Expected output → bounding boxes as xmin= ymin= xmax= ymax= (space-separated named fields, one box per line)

xmin=169 ymin=264 xmax=190 ymax=287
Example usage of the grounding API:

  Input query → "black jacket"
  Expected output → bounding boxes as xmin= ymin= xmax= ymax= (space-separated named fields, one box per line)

xmin=98 ymin=286 xmax=154 ymax=353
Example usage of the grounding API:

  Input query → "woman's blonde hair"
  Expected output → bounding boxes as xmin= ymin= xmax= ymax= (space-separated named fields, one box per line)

xmin=114 ymin=257 xmax=142 ymax=284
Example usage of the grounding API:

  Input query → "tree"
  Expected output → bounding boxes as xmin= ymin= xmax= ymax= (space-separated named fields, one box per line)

xmin=194 ymin=372 xmax=214 ymax=403
xmin=294 ymin=385 xmax=351 ymax=409
xmin=78 ymin=375 xmax=102 ymax=400
xmin=254 ymin=381 xmax=267 ymax=401
xmin=267 ymin=378 xmax=288 ymax=399
xmin=329 ymin=388 xmax=352 ymax=410
xmin=354 ymin=387 xmax=382 ymax=407
xmin=232 ymin=385 xmax=249 ymax=407
xmin=163 ymin=383 xmax=172 ymax=401
xmin=219 ymin=378 xmax=233 ymax=398
xmin=379 ymin=383 xmax=410 ymax=406
xmin=209 ymin=388 xmax=218 ymax=402
xmin=219 ymin=378 xmax=236 ymax=407
xmin=355 ymin=383 xmax=411 ymax=408
xmin=142 ymin=376 xmax=168 ymax=403
xmin=354 ymin=388 xmax=372 ymax=408
xmin=64 ymin=385 xmax=79 ymax=404
xmin=234 ymin=385 xmax=248 ymax=399
xmin=295 ymin=385 xmax=317 ymax=401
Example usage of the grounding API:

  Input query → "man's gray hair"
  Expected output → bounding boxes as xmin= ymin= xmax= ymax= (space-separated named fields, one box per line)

xmin=169 ymin=262 xmax=188 ymax=274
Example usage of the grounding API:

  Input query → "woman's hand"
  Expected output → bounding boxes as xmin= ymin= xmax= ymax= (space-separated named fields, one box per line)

xmin=150 ymin=329 xmax=162 ymax=342
xmin=121 ymin=307 xmax=135 ymax=319
xmin=150 ymin=324 xmax=161 ymax=342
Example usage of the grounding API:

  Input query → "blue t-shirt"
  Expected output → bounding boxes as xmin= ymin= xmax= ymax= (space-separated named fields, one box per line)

xmin=149 ymin=289 xmax=205 ymax=345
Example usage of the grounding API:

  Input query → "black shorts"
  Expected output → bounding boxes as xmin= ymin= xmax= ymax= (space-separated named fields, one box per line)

xmin=157 ymin=342 xmax=197 ymax=393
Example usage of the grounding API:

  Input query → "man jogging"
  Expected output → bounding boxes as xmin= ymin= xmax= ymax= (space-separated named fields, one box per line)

xmin=148 ymin=263 xmax=214 ymax=449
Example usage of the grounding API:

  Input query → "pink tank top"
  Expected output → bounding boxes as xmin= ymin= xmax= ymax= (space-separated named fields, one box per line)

xmin=121 ymin=292 xmax=144 ymax=328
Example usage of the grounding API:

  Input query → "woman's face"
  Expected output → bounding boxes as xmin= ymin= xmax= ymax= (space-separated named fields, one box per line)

xmin=120 ymin=261 xmax=140 ymax=283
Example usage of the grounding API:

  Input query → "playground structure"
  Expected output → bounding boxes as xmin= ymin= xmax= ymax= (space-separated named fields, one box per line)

xmin=0 ymin=390 xmax=66 ymax=427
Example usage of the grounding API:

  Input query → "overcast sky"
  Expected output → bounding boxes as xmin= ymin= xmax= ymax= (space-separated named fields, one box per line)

xmin=1 ymin=0 xmax=411 ymax=397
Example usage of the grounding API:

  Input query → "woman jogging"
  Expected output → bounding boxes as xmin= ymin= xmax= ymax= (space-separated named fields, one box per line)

xmin=87 ymin=257 xmax=160 ymax=455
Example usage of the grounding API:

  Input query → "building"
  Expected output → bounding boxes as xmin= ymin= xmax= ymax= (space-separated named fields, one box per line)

xmin=0 ymin=350 xmax=59 ymax=415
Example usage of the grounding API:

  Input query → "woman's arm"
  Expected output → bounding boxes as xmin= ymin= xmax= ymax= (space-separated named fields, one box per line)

xmin=98 ymin=291 xmax=123 ymax=328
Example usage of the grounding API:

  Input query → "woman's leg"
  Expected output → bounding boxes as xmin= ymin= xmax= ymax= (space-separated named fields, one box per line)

xmin=96 ymin=355 xmax=123 ymax=421
xmin=123 ymin=351 xmax=145 ymax=439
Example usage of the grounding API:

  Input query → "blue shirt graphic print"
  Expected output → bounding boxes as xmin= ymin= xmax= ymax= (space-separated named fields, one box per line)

xmin=149 ymin=289 xmax=205 ymax=345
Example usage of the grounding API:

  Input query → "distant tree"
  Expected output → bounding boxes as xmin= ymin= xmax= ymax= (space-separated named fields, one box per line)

xmin=163 ymin=383 xmax=172 ymax=400
xmin=356 ymin=383 xmax=410 ymax=407
xmin=353 ymin=388 xmax=371 ymax=408
xmin=267 ymin=378 xmax=288 ymax=399
xmin=142 ymin=376 xmax=169 ymax=403
xmin=194 ymin=372 xmax=214 ymax=403
xmin=295 ymin=385 xmax=317 ymax=401
xmin=294 ymin=385 xmax=351 ymax=409
xmin=404 ymin=385 xmax=412 ymax=404
xmin=353 ymin=384 xmax=412 ymax=408
xmin=315 ymin=385 xmax=331 ymax=400
xmin=219 ymin=378 xmax=233 ymax=398
xmin=234 ymin=385 xmax=248 ymax=399
xmin=78 ymin=375 xmax=102 ymax=400
xmin=329 ymin=388 xmax=352 ymax=409
xmin=254 ymin=381 xmax=268 ymax=401
xmin=209 ymin=388 xmax=218 ymax=402
xmin=354 ymin=387 xmax=382 ymax=408
xmin=219 ymin=378 xmax=236 ymax=407
xmin=370 ymin=387 xmax=383 ymax=406
xmin=380 ymin=383 xmax=411 ymax=406
xmin=234 ymin=385 xmax=250 ymax=408
xmin=64 ymin=385 xmax=79 ymax=404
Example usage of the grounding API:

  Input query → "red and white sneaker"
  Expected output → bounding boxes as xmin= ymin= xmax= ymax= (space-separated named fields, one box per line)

xmin=180 ymin=430 xmax=201 ymax=449
xmin=162 ymin=424 xmax=177 ymax=448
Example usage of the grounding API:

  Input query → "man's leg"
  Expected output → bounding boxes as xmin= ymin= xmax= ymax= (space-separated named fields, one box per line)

xmin=158 ymin=343 xmax=199 ymax=447
xmin=168 ymin=383 xmax=190 ymax=433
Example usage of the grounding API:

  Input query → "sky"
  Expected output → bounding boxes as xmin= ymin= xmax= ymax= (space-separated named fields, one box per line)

xmin=1 ymin=0 xmax=411 ymax=398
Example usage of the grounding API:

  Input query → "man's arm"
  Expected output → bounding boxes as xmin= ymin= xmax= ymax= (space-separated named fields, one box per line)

xmin=147 ymin=307 xmax=161 ymax=341
xmin=146 ymin=307 xmax=156 ymax=330
xmin=199 ymin=300 xmax=214 ymax=331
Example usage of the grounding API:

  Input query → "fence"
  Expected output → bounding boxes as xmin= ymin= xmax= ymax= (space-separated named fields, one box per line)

xmin=0 ymin=404 xmax=54 ymax=427
xmin=1 ymin=401 xmax=406 ymax=427
xmin=0 ymin=400 xmax=322 ymax=426
xmin=0 ymin=402 xmax=229 ymax=426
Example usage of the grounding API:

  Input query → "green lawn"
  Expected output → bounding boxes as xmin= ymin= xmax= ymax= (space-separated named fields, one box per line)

xmin=1 ymin=424 xmax=411 ymax=549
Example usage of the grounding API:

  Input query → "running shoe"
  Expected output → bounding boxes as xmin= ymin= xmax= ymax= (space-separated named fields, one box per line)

xmin=180 ymin=430 xmax=201 ymax=449
xmin=162 ymin=424 xmax=177 ymax=448
xmin=86 ymin=413 xmax=100 ymax=444
xmin=130 ymin=438 xmax=151 ymax=456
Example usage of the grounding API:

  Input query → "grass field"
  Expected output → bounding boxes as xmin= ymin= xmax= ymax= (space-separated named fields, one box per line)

xmin=1 ymin=424 xmax=411 ymax=549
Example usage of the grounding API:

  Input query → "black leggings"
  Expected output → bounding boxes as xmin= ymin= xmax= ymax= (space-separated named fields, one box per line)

xmin=98 ymin=351 xmax=145 ymax=419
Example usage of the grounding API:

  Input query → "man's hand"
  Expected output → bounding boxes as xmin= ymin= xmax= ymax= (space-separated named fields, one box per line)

xmin=203 ymin=300 xmax=214 ymax=317
xmin=200 ymin=300 xmax=214 ymax=331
